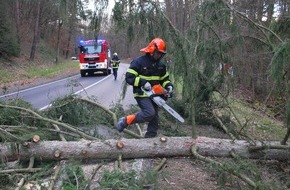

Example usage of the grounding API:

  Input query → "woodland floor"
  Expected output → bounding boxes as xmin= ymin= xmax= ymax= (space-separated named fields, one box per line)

xmin=1 ymin=63 xmax=289 ymax=190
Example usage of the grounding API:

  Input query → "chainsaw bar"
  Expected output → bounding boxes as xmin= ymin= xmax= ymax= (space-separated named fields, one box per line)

xmin=142 ymin=87 xmax=185 ymax=123
xmin=151 ymin=96 xmax=185 ymax=123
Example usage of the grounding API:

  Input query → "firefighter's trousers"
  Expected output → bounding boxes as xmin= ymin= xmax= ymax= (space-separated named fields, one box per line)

xmin=133 ymin=97 xmax=159 ymax=138
xmin=112 ymin=68 xmax=118 ymax=80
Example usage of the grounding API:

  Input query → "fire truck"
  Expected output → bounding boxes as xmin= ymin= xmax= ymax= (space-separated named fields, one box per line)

xmin=78 ymin=39 xmax=111 ymax=77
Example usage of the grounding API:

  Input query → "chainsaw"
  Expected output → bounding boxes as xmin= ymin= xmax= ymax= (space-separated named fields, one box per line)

xmin=142 ymin=84 xmax=185 ymax=123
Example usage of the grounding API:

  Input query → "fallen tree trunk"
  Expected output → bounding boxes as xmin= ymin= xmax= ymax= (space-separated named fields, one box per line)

xmin=0 ymin=137 xmax=288 ymax=161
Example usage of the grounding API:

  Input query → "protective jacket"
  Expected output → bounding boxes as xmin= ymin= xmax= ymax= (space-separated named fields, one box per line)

xmin=126 ymin=53 xmax=173 ymax=97
xmin=111 ymin=56 xmax=120 ymax=69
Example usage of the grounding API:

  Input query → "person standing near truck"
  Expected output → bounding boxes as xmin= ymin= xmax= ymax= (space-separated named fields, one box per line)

xmin=111 ymin=52 xmax=120 ymax=80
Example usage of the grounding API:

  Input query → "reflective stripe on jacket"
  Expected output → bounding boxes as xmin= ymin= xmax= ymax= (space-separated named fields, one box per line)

xmin=126 ymin=54 xmax=173 ymax=97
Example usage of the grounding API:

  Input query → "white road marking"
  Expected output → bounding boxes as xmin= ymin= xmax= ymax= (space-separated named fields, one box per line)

xmin=0 ymin=75 xmax=79 ymax=98
xmin=39 ymin=74 xmax=111 ymax=110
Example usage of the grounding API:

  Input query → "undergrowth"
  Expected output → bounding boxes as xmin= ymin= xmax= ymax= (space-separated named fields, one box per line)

xmin=0 ymin=59 xmax=78 ymax=86
xmin=0 ymin=66 xmax=288 ymax=189
xmin=99 ymin=169 xmax=158 ymax=190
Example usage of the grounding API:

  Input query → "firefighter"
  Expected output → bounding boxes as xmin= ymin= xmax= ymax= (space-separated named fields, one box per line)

xmin=111 ymin=52 xmax=120 ymax=80
xmin=117 ymin=38 xmax=174 ymax=138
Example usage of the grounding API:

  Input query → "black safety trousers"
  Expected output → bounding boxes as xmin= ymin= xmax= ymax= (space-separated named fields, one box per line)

xmin=133 ymin=97 xmax=159 ymax=138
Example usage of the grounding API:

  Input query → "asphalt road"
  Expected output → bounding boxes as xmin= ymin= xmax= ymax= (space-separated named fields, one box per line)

xmin=0 ymin=63 xmax=135 ymax=110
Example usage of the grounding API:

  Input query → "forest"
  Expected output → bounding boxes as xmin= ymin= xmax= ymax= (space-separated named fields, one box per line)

xmin=0 ymin=0 xmax=289 ymax=189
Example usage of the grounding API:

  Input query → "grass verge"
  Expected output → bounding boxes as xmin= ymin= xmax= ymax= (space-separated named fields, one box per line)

xmin=0 ymin=59 xmax=79 ymax=85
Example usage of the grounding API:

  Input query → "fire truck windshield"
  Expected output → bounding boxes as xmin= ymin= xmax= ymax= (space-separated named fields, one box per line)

xmin=82 ymin=44 xmax=102 ymax=54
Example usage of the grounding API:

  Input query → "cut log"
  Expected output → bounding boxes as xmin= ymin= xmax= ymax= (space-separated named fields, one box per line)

xmin=33 ymin=135 xmax=40 ymax=143
xmin=0 ymin=137 xmax=288 ymax=161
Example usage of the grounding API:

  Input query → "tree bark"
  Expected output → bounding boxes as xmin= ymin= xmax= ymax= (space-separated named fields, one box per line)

xmin=0 ymin=137 xmax=288 ymax=162
xmin=55 ymin=20 xmax=62 ymax=64
xmin=281 ymin=62 xmax=290 ymax=145
xmin=15 ymin=0 xmax=20 ymax=46
xmin=29 ymin=0 xmax=41 ymax=61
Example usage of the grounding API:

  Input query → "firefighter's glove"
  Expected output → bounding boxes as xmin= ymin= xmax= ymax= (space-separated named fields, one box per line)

xmin=166 ymin=86 xmax=173 ymax=98
xmin=143 ymin=82 xmax=152 ymax=91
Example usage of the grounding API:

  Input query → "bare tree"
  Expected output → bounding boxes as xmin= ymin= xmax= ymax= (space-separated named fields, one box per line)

xmin=30 ymin=0 xmax=41 ymax=61
xmin=15 ymin=0 xmax=20 ymax=47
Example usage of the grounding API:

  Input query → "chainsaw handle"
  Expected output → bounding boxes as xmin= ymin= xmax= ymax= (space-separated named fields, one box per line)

xmin=141 ymin=86 xmax=151 ymax=93
xmin=151 ymin=91 xmax=166 ymax=95
xmin=141 ymin=86 xmax=171 ymax=98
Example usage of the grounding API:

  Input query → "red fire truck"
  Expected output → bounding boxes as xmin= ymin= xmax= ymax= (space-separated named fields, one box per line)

xmin=78 ymin=39 xmax=111 ymax=77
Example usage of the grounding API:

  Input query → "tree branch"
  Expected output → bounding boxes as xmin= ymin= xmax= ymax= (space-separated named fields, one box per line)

xmin=0 ymin=104 xmax=98 ymax=140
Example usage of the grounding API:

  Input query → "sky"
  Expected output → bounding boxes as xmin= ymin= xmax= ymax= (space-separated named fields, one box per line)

xmin=88 ymin=0 xmax=115 ymax=13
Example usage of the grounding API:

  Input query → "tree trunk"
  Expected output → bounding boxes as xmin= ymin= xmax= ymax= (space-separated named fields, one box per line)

xmin=55 ymin=20 xmax=62 ymax=64
xmin=65 ymin=0 xmax=77 ymax=59
xmin=266 ymin=0 xmax=274 ymax=25
xmin=29 ymin=0 xmax=41 ymax=61
xmin=281 ymin=64 xmax=290 ymax=145
xmin=15 ymin=0 xmax=20 ymax=46
xmin=0 ymin=137 xmax=288 ymax=162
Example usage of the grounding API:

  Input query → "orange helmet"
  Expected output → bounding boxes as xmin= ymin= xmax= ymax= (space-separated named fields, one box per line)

xmin=140 ymin=38 xmax=167 ymax=54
